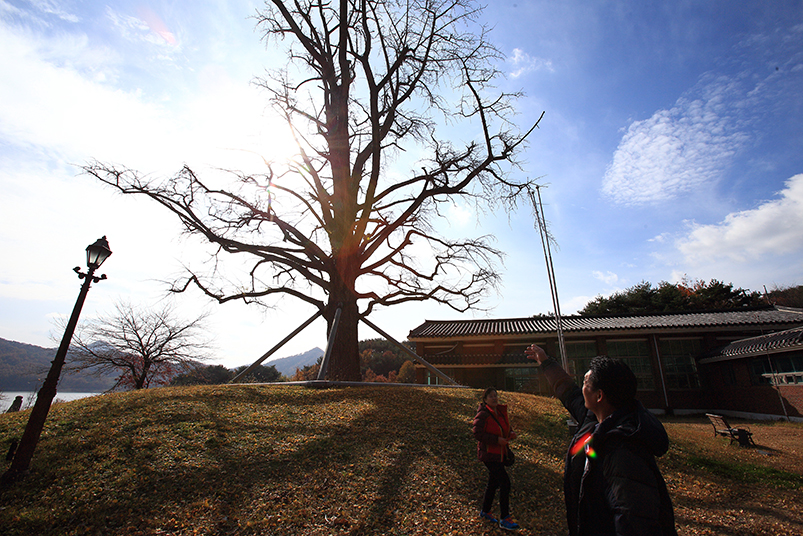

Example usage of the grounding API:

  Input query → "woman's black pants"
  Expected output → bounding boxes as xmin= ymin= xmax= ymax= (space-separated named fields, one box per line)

xmin=482 ymin=461 xmax=510 ymax=518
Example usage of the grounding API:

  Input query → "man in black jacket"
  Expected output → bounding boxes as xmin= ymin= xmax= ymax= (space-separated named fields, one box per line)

xmin=525 ymin=345 xmax=677 ymax=536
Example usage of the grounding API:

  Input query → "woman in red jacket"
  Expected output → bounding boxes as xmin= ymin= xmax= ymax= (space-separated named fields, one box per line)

xmin=473 ymin=387 xmax=519 ymax=530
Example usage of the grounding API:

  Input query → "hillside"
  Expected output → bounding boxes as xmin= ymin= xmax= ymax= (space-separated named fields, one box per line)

xmin=0 ymin=385 xmax=801 ymax=535
xmin=0 ymin=337 xmax=115 ymax=392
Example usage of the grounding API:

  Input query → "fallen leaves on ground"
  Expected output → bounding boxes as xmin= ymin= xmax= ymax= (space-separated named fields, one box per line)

xmin=0 ymin=385 xmax=800 ymax=535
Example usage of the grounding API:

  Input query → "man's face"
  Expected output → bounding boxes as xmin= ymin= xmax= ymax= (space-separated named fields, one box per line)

xmin=582 ymin=370 xmax=600 ymax=411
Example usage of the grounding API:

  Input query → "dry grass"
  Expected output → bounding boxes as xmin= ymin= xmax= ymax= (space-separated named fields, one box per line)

xmin=0 ymin=385 xmax=800 ymax=535
xmin=662 ymin=416 xmax=803 ymax=536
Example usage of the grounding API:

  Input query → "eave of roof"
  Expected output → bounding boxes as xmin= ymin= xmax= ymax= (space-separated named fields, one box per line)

xmin=407 ymin=307 xmax=803 ymax=340
xmin=415 ymin=353 xmax=534 ymax=367
xmin=698 ymin=325 xmax=803 ymax=364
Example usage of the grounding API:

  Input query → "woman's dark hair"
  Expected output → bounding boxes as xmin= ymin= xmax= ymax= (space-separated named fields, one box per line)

xmin=482 ymin=387 xmax=497 ymax=401
xmin=586 ymin=356 xmax=638 ymax=408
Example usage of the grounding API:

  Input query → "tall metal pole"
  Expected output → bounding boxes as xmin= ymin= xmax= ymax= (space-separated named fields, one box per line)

xmin=754 ymin=312 xmax=790 ymax=421
xmin=317 ymin=305 xmax=343 ymax=380
xmin=532 ymin=186 xmax=568 ymax=369
xmin=3 ymin=266 xmax=100 ymax=483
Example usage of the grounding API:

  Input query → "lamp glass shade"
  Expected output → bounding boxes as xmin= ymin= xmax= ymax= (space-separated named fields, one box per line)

xmin=85 ymin=236 xmax=112 ymax=269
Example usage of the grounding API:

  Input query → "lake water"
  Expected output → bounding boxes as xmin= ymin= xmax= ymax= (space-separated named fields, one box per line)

xmin=1 ymin=391 xmax=100 ymax=412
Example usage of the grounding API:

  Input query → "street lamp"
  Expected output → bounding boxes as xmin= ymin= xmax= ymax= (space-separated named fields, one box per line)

xmin=2 ymin=236 xmax=112 ymax=484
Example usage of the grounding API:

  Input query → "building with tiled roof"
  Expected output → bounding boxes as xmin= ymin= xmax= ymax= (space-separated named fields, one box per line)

xmin=407 ymin=306 xmax=803 ymax=419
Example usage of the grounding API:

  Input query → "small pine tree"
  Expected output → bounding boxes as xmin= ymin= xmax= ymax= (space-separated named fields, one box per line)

xmin=398 ymin=361 xmax=416 ymax=384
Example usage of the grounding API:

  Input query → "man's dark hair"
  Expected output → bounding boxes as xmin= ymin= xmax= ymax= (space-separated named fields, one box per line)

xmin=587 ymin=356 xmax=638 ymax=408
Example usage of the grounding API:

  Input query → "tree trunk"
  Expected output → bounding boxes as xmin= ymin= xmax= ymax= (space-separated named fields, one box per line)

xmin=135 ymin=361 xmax=150 ymax=389
xmin=324 ymin=284 xmax=361 ymax=381
xmin=323 ymin=16 xmax=360 ymax=382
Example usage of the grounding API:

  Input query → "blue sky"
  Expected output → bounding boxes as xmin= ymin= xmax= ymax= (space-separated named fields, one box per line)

xmin=1 ymin=1 xmax=802 ymax=369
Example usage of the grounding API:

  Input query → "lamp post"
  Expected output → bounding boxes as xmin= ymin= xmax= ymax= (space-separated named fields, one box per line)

xmin=2 ymin=236 xmax=112 ymax=484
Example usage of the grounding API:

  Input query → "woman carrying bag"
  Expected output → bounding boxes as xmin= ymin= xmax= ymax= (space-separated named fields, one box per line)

xmin=473 ymin=387 xmax=519 ymax=530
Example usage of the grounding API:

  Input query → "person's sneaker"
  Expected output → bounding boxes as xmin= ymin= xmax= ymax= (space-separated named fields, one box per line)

xmin=479 ymin=511 xmax=498 ymax=524
xmin=499 ymin=516 xmax=519 ymax=530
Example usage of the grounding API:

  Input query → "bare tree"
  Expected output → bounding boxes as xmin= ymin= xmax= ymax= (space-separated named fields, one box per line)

xmin=84 ymin=0 xmax=543 ymax=381
xmin=68 ymin=302 xmax=212 ymax=390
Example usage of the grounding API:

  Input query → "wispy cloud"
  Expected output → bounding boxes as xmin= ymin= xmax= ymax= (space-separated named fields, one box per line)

xmin=677 ymin=174 xmax=803 ymax=264
xmin=601 ymin=74 xmax=750 ymax=205
xmin=137 ymin=6 xmax=178 ymax=46
xmin=106 ymin=6 xmax=180 ymax=49
xmin=508 ymin=48 xmax=554 ymax=78
xmin=592 ymin=270 xmax=619 ymax=286
xmin=29 ymin=0 xmax=80 ymax=23
xmin=601 ymin=22 xmax=803 ymax=207
xmin=0 ymin=16 xmax=277 ymax=172
xmin=0 ymin=22 xmax=176 ymax=166
xmin=447 ymin=202 xmax=473 ymax=227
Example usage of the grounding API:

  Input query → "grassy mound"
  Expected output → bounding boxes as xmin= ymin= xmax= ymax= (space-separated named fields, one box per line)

xmin=0 ymin=385 xmax=801 ymax=535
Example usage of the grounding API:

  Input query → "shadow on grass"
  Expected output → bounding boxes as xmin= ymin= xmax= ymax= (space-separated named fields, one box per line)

xmin=0 ymin=386 xmax=567 ymax=535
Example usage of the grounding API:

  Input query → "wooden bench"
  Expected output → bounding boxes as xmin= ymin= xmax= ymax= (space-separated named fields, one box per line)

xmin=706 ymin=413 xmax=755 ymax=447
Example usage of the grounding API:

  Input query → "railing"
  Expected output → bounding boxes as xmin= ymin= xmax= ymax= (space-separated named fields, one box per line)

xmin=762 ymin=371 xmax=803 ymax=386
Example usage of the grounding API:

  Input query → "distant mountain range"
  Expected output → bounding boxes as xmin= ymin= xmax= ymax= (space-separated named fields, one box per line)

xmin=0 ymin=337 xmax=116 ymax=392
xmin=0 ymin=337 xmax=324 ymax=392
xmin=265 ymin=347 xmax=324 ymax=376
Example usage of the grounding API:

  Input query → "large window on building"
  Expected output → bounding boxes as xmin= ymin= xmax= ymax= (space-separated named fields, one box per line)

xmin=658 ymin=338 xmax=702 ymax=389
xmin=749 ymin=358 xmax=773 ymax=385
xmin=566 ymin=341 xmax=597 ymax=385
xmin=606 ymin=339 xmax=654 ymax=390
xmin=504 ymin=367 xmax=540 ymax=392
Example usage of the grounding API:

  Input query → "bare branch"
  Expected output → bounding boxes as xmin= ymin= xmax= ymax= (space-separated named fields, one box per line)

xmin=67 ymin=301 xmax=213 ymax=390
xmin=83 ymin=0 xmax=545 ymax=381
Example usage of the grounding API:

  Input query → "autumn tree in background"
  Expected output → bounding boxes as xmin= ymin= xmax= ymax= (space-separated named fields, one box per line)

xmin=397 ymin=360 xmax=416 ymax=383
xmin=766 ymin=284 xmax=803 ymax=308
xmin=359 ymin=338 xmax=413 ymax=380
xmin=84 ymin=0 xmax=542 ymax=381
xmin=579 ymin=278 xmax=763 ymax=316
xmin=68 ymin=302 xmax=212 ymax=390
xmin=291 ymin=358 xmax=322 ymax=381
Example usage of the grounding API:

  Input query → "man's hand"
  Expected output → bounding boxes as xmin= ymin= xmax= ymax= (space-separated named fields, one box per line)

xmin=525 ymin=344 xmax=548 ymax=364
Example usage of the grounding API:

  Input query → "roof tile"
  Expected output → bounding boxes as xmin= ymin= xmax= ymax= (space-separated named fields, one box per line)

xmin=700 ymin=325 xmax=803 ymax=363
xmin=408 ymin=307 xmax=803 ymax=339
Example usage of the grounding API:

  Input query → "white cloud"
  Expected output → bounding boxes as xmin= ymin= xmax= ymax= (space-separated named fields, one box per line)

xmin=29 ymin=0 xmax=80 ymax=23
xmin=592 ymin=270 xmax=619 ymax=286
xmin=0 ymin=18 xmax=287 ymax=175
xmin=106 ymin=5 xmax=179 ymax=48
xmin=0 ymin=11 xmax=318 ymax=365
xmin=563 ymin=294 xmax=593 ymax=315
xmin=447 ymin=202 xmax=473 ymax=227
xmin=668 ymin=271 xmax=688 ymax=284
xmin=0 ymin=23 xmax=168 ymax=164
xmin=601 ymin=75 xmax=751 ymax=205
xmin=602 ymin=22 xmax=803 ymax=208
xmin=508 ymin=48 xmax=554 ymax=78
xmin=677 ymin=174 xmax=803 ymax=264
xmin=648 ymin=233 xmax=669 ymax=243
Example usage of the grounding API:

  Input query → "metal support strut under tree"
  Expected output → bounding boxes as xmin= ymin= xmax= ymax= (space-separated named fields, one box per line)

xmin=231 ymin=305 xmax=458 ymax=386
